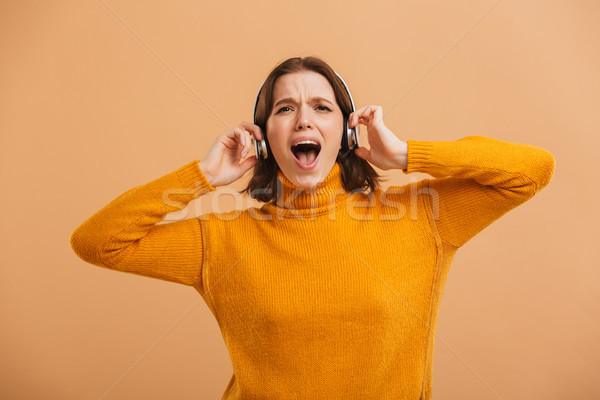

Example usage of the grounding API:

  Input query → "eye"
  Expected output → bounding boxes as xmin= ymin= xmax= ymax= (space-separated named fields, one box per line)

xmin=275 ymin=106 xmax=292 ymax=114
xmin=275 ymin=105 xmax=331 ymax=114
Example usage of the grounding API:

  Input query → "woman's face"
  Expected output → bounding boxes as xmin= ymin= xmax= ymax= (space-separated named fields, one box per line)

xmin=266 ymin=70 xmax=344 ymax=189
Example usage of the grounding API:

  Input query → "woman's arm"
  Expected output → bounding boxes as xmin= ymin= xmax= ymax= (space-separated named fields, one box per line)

xmin=349 ymin=105 xmax=556 ymax=248
xmin=69 ymin=160 xmax=216 ymax=285
xmin=400 ymin=135 xmax=556 ymax=248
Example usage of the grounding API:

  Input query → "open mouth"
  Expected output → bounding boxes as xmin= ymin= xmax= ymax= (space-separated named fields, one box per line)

xmin=291 ymin=141 xmax=321 ymax=166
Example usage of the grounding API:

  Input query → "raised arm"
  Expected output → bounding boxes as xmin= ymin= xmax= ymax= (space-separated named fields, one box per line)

xmin=348 ymin=105 xmax=556 ymax=249
xmin=70 ymin=120 xmax=264 ymax=285
xmin=401 ymin=135 xmax=556 ymax=248
xmin=69 ymin=161 xmax=216 ymax=285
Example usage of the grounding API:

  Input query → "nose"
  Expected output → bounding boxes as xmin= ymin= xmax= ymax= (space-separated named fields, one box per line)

xmin=295 ymin=105 xmax=313 ymax=130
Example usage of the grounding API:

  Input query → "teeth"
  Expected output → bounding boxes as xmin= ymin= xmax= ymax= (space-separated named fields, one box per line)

xmin=294 ymin=140 xmax=319 ymax=146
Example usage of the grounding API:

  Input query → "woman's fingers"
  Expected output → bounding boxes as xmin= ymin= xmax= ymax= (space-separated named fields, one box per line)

xmin=350 ymin=105 xmax=374 ymax=127
xmin=236 ymin=121 xmax=264 ymax=159
xmin=239 ymin=152 xmax=258 ymax=170
xmin=350 ymin=105 xmax=385 ymax=129
xmin=371 ymin=105 xmax=383 ymax=122
xmin=232 ymin=127 xmax=251 ymax=159
xmin=202 ymin=122 xmax=262 ymax=187
xmin=240 ymin=121 xmax=263 ymax=141
xmin=232 ymin=127 xmax=244 ymax=149
xmin=227 ymin=121 xmax=264 ymax=162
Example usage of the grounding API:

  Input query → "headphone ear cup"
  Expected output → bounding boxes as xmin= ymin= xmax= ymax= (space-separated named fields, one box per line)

xmin=341 ymin=114 xmax=359 ymax=152
xmin=349 ymin=120 xmax=359 ymax=150
xmin=341 ymin=115 xmax=350 ymax=151
xmin=255 ymin=127 xmax=271 ymax=159
xmin=255 ymin=138 xmax=266 ymax=159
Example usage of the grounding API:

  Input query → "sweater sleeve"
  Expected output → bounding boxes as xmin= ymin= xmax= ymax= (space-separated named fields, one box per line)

xmin=69 ymin=160 xmax=216 ymax=286
xmin=398 ymin=135 xmax=555 ymax=248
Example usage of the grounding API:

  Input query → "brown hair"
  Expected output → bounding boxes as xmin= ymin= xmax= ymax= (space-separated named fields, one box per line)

xmin=240 ymin=56 xmax=383 ymax=203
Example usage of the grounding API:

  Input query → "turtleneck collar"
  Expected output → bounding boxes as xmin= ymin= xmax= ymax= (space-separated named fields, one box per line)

xmin=263 ymin=162 xmax=349 ymax=219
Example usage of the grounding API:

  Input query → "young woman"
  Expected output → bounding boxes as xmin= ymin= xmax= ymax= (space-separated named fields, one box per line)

xmin=70 ymin=56 xmax=555 ymax=399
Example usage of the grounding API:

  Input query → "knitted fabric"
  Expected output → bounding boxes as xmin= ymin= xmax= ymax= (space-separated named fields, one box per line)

xmin=70 ymin=135 xmax=555 ymax=399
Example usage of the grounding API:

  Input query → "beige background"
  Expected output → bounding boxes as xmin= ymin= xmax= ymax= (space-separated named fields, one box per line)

xmin=1 ymin=1 xmax=598 ymax=399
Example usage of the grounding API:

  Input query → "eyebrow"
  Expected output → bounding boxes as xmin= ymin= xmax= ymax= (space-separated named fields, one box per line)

xmin=273 ymin=96 xmax=334 ymax=108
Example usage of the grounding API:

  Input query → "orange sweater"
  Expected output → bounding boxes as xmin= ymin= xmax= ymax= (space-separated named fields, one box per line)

xmin=70 ymin=135 xmax=555 ymax=399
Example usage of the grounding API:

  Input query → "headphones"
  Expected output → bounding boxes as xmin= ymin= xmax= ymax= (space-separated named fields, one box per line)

xmin=253 ymin=71 xmax=359 ymax=160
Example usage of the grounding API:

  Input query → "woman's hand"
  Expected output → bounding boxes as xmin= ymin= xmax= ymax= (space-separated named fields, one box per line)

xmin=198 ymin=122 xmax=262 ymax=187
xmin=349 ymin=105 xmax=408 ymax=170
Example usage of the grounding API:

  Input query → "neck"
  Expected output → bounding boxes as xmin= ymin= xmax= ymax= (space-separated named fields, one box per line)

xmin=265 ymin=162 xmax=349 ymax=218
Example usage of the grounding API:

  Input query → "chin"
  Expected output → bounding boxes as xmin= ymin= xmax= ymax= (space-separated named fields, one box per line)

xmin=278 ymin=151 xmax=337 ymax=188
xmin=293 ymin=174 xmax=322 ymax=189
